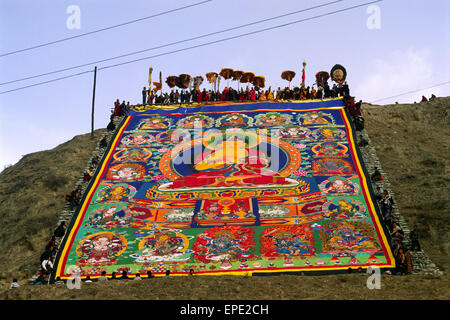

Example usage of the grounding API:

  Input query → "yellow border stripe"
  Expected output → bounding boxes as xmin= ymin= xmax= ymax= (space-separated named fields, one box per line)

xmin=131 ymin=97 xmax=343 ymax=112
xmin=341 ymin=109 xmax=395 ymax=267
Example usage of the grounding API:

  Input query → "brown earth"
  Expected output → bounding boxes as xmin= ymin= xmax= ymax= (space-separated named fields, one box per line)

xmin=362 ymin=98 xmax=449 ymax=272
xmin=0 ymin=98 xmax=448 ymax=300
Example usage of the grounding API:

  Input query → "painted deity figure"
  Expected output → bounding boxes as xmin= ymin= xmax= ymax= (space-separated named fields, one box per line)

xmin=106 ymin=164 xmax=146 ymax=181
xmin=109 ymin=185 xmax=128 ymax=201
xmin=260 ymin=226 xmax=316 ymax=258
xmin=97 ymin=183 xmax=137 ymax=202
xmin=279 ymin=125 xmax=311 ymax=140
xmin=323 ymin=178 xmax=355 ymax=194
xmin=219 ymin=114 xmax=249 ymax=128
xmin=179 ymin=115 xmax=213 ymax=129
xmin=113 ymin=148 xmax=152 ymax=163
xmin=76 ymin=232 xmax=126 ymax=266
xmin=268 ymin=233 xmax=313 ymax=256
xmin=324 ymin=198 xmax=361 ymax=219
xmin=138 ymin=117 xmax=169 ymax=129
xmin=322 ymin=222 xmax=379 ymax=252
xmin=256 ymin=112 xmax=289 ymax=127
xmin=88 ymin=205 xmax=127 ymax=228
xmin=131 ymin=230 xmax=191 ymax=263
xmin=313 ymin=142 xmax=347 ymax=156
xmin=301 ymin=111 xmax=332 ymax=125
xmin=193 ymin=226 xmax=255 ymax=263
xmin=316 ymin=127 xmax=346 ymax=140
xmin=120 ymin=133 xmax=153 ymax=147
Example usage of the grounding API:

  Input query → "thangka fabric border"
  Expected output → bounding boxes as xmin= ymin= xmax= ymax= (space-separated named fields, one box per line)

xmin=52 ymin=99 xmax=395 ymax=281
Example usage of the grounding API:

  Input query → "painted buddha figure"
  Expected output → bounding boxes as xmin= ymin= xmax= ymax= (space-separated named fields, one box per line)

xmin=164 ymin=132 xmax=297 ymax=190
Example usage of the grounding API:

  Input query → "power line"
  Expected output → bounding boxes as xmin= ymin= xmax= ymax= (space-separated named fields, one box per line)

xmin=0 ymin=0 xmax=382 ymax=95
xmin=0 ymin=0 xmax=212 ymax=58
xmin=97 ymin=0 xmax=382 ymax=70
xmin=370 ymin=81 xmax=450 ymax=103
xmin=0 ymin=70 xmax=93 ymax=95
xmin=0 ymin=0 xmax=346 ymax=86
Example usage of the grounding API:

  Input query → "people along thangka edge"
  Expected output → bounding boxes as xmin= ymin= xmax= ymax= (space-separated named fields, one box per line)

xmin=53 ymin=98 xmax=395 ymax=279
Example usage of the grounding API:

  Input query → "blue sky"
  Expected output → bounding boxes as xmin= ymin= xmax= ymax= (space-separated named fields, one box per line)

xmin=0 ymin=0 xmax=449 ymax=169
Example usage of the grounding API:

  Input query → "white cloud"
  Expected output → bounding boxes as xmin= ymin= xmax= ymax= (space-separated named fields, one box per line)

xmin=354 ymin=48 xmax=444 ymax=104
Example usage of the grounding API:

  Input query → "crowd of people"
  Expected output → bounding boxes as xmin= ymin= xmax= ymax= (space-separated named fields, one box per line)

xmin=112 ymin=99 xmax=132 ymax=117
xmin=28 ymin=267 xmax=196 ymax=288
xmin=26 ymin=119 xmax=117 ymax=287
xmin=369 ymin=164 xmax=421 ymax=275
xmin=139 ymin=81 xmax=350 ymax=106
xmin=344 ymin=93 xmax=422 ymax=276
xmin=31 ymin=221 xmax=66 ymax=285
xmin=418 ymin=94 xmax=437 ymax=103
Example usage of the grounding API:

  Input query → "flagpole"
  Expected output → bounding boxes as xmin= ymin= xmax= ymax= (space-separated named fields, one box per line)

xmin=301 ymin=60 xmax=306 ymax=87
xmin=148 ymin=66 xmax=153 ymax=93
xmin=91 ymin=66 xmax=97 ymax=138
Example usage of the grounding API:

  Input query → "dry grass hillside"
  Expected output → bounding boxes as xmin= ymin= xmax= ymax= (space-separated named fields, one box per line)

xmin=0 ymin=98 xmax=448 ymax=300
xmin=0 ymin=130 xmax=105 ymax=289
xmin=362 ymin=97 xmax=449 ymax=270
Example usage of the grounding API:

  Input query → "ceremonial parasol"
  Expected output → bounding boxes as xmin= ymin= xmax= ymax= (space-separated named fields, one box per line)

xmin=281 ymin=70 xmax=296 ymax=88
xmin=219 ymin=68 xmax=234 ymax=88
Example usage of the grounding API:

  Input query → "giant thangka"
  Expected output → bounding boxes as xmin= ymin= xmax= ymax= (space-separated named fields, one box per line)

xmin=53 ymin=98 xmax=395 ymax=280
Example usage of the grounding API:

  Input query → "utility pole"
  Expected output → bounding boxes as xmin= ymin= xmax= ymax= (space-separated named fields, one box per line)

xmin=91 ymin=66 xmax=97 ymax=137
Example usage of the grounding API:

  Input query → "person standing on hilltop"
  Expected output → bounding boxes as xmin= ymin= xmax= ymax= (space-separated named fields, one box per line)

xmin=267 ymin=88 xmax=274 ymax=100
xmin=10 ymin=278 xmax=20 ymax=289
xmin=120 ymin=100 xmax=126 ymax=116
xmin=41 ymin=256 xmax=54 ymax=275
xmin=409 ymin=225 xmax=421 ymax=251
xmin=317 ymin=86 xmax=323 ymax=99
xmin=358 ymin=134 xmax=368 ymax=147
xmin=45 ymin=236 xmax=56 ymax=251
xmin=142 ymin=87 xmax=147 ymax=105
xmin=342 ymin=81 xmax=350 ymax=96
xmin=113 ymin=99 xmax=121 ymax=116
xmin=54 ymin=221 xmax=66 ymax=238
xmin=98 ymin=271 xmax=108 ymax=282
xmin=370 ymin=167 xmax=382 ymax=182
